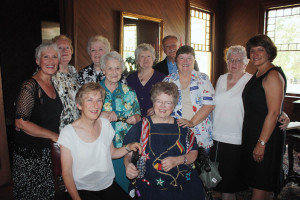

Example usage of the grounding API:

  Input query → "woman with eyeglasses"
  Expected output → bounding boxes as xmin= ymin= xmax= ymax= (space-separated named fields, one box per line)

xmin=123 ymin=82 xmax=205 ymax=200
xmin=210 ymin=45 xmax=289 ymax=200
xmin=99 ymin=51 xmax=141 ymax=192
xmin=163 ymin=45 xmax=215 ymax=151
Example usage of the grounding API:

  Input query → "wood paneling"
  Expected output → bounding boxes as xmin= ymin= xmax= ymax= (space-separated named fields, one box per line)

xmin=73 ymin=0 xmax=187 ymax=70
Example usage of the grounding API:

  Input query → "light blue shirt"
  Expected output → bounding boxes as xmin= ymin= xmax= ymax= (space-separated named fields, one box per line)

xmin=167 ymin=58 xmax=178 ymax=74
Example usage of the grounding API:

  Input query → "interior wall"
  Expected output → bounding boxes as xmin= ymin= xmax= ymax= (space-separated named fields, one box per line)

xmin=221 ymin=0 xmax=300 ymax=121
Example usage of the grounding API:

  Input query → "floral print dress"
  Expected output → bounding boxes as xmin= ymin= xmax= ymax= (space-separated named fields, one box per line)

xmin=52 ymin=65 xmax=81 ymax=131
xmin=163 ymin=70 xmax=215 ymax=149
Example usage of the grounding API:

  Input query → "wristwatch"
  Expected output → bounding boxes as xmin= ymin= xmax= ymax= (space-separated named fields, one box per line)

xmin=183 ymin=155 xmax=188 ymax=164
xmin=258 ymin=139 xmax=266 ymax=146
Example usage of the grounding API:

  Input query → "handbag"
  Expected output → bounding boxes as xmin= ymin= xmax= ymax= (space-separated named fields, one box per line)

xmin=195 ymin=146 xmax=222 ymax=189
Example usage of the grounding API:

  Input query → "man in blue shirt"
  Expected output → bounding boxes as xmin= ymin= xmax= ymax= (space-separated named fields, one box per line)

xmin=154 ymin=35 xmax=199 ymax=75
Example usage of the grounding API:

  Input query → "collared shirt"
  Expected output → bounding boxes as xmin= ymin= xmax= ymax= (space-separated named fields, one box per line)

xmin=167 ymin=58 xmax=178 ymax=75
xmin=78 ymin=63 xmax=127 ymax=85
xmin=100 ymin=79 xmax=141 ymax=148
xmin=163 ymin=70 xmax=215 ymax=148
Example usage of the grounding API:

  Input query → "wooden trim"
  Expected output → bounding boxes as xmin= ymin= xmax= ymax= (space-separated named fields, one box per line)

xmin=0 ymin=66 xmax=11 ymax=187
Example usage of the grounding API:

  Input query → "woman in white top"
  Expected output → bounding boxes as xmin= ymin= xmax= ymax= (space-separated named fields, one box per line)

xmin=211 ymin=45 xmax=289 ymax=200
xmin=58 ymin=82 xmax=141 ymax=200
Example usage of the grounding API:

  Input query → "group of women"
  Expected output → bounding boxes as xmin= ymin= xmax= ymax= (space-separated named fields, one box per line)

xmin=12 ymin=33 xmax=289 ymax=200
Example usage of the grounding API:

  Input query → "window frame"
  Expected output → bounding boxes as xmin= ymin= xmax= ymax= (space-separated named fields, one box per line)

xmin=259 ymin=1 xmax=300 ymax=96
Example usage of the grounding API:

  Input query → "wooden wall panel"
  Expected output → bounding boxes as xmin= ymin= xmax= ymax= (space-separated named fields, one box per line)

xmin=73 ymin=0 xmax=187 ymax=70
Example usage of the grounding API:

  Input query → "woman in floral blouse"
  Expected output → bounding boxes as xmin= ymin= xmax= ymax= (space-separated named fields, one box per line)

xmin=163 ymin=45 xmax=215 ymax=150
xmin=99 ymin=51 xmax=141 ymax=192
xmin=78 ymin=35 xmax=127 ymax=85
xmin=52 ymin=35 xmax=80 ymax=131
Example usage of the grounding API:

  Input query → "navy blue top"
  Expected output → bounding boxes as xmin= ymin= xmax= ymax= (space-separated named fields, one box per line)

xmin=126 ymin=70 xmax=165 ymax=117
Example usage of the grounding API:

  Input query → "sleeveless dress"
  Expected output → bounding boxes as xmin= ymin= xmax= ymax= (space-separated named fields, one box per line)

xmin=13 ymin=78 xmax=63 ymax=199
xmin=124 ymin=117 xmax=205 ymax=200
xmin=241 ymin=67 xmax=286 ymax=194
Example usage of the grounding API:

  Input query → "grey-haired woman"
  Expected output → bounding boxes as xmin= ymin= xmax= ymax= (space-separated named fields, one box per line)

xmin=13 ymin=42 xmax=63 ymax=199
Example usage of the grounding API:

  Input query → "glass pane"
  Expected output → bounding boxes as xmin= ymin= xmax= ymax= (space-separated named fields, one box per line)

xmin=284 ymin=8 xmax=292 ymax=16
xmin=195 ymin=51 xmax=212 ymax=79
xmin=268 ymin=17 xmax=275 ymax=25
xmin=276 ymin=9 xmax=284 ymax=16
xmin=273 ymin=51 xmax=300 ymax=94
xmin=191 ymin=17 xmax=206 ymax=45
xmin=269 ymin=10 xmax=276 ymax=17
xmin=274 ymin=15 xmax=300 ymax=45
xmin=123 ymin=24 xmax=137 ymax=71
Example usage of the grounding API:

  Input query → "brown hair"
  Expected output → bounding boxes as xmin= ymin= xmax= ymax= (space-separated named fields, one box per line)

xmin=76 ymin=82 xmax=106 ymax=105
xmin=150 ymin=82 xmax=179 ymax=105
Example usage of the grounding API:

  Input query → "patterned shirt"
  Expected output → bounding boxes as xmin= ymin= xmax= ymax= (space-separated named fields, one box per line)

xmin=78 ymin=63 xmax=127 ymax=85
xmin=52 ymin=65 xmax=81 ymax=131
xmin=163 ymin=70 xmax=215 ymax=148
xmin=100 ymin=79 xmax=141 ymax=148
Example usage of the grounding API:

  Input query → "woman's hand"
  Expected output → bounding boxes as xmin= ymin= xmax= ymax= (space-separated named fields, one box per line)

xmin=161 ymin=156 xmax=181 ymax=172
xmin=100 ymin=111 xmax=118 ymax=122
xmin=125 ymin=162 xmax=139 ymax=180
xmin=126 ymin=142 xmax=142 ymax=153
xmin=278 ymin=112 xmax=290 ymax=130
xmin=126 ymin=114 xmax=141 ymax=125
xmin=177 ymin=118 xmax=194 ymax=128
xmin=253 ymin=142 xmax=266 ymax=162
xmin=146 ymin=107 xmax=154 ymax=116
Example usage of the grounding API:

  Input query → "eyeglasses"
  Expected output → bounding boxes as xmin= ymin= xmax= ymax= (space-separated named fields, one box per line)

xmin=228 ymin=58 xmax=243 ymax=64
xmin=154 ymin=100 xmax=174 ymax=107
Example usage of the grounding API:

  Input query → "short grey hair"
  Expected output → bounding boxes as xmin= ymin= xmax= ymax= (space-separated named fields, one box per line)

xmin=35 ymin=42 xmax=60 ymax=62
xmin=135 ymin=43 xmax=156 ymax=63
xmin=87 ymin=35 xmax=111 ymax=55
xmin=100 ymin=51 xmax=125 ymax=71
xmin=226 ymin=45 xmax=249 ymax=65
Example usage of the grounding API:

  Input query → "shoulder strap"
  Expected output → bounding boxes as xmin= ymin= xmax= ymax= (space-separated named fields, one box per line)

xmin=186 ymin=128 xmax=195 ymax=153
xmin=140 ymin=117 xmax=150 ymax=158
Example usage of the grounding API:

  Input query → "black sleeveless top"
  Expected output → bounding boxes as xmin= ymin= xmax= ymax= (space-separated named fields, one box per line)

xmin=241 ymin=67 xmax=286 ymax=193
xmin=14 ymin=78 xmax=63 ymax=149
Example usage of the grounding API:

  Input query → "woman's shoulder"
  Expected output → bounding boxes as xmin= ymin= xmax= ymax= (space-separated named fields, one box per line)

xmin=153 ymin=70 xmax=166 ymax=78
xmin=79 ymin=63 xmax=93 ymax=73
xmin=192 ymin=71 xmax=209 ymax=81
xmin=21 ymin=78 xmax=39 ymax=91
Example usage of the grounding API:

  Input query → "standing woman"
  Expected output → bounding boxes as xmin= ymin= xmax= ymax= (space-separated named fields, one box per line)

xmin=52 ymin=35 xmax=80 ymax=130
xmin=78 ymin=35 xmax=126 ymax=85
xmin=99 ymin=51 xmax=141 ymax=192
xmin=241 ymin=34 xmax=286 ymax=200
xmin=163 ymin=45 xmax=215 ymax=150
xmin=13 ymin=42 xmax=63 ymax=199
xmin=126 ymin=43 xmax=165 ymax=117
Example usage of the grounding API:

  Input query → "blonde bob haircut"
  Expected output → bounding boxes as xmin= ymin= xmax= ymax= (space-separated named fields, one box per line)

xmin=75 ymin=82 xmax=106 ymax=106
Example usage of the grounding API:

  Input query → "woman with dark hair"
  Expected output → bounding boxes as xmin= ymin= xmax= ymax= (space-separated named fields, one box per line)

xmin=163 ymin=45 xmax=215 ymax=151
xmin=241 ymin=34 xmax=286 ymax=200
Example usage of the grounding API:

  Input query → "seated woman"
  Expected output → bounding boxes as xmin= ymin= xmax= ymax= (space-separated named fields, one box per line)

xmin=99 ymin=51 xmax=141 ymax=191
xmin=58 ymin=82 xmax=141 ymax=200
xmin=124 ymin=82 xmax=205 ymax=200
xmin=126 ymin=43 xmax=165 ymax=117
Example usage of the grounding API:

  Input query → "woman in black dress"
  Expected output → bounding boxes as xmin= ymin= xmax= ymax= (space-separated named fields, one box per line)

xmin=13 ymin=42 xmax=63 ymax=199
xmin=241 ymin=34 xmax=286 ymax=200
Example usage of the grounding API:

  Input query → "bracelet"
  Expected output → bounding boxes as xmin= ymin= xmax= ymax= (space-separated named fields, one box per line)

xmin=125 ymin=145 xmax=131 ymax=153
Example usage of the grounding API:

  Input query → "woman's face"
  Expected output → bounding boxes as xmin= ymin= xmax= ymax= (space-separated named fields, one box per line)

xmin=56 ymin=39 xmax=72 ymax=64
xmin=137 ymin=50 xmax=153 ymax=69
xmin=176 ymin=53 xmax=195 ymax=74
xmin=90 ymin=41 xmax=107 ymax=65
xmin=37 ymin=48 xmax=59 ymax=75
xmin=153 ymin=93 xmax=175 ymax=119
xmin=249 ymin=46 xmax=269 ymax=67
xmin=103 ymin=59 xmax=123 ymax=84
xmin=77 ymin=91 xmax=103 ymax=120
xmin=227 ymin=53 xmax=246 ymax=74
